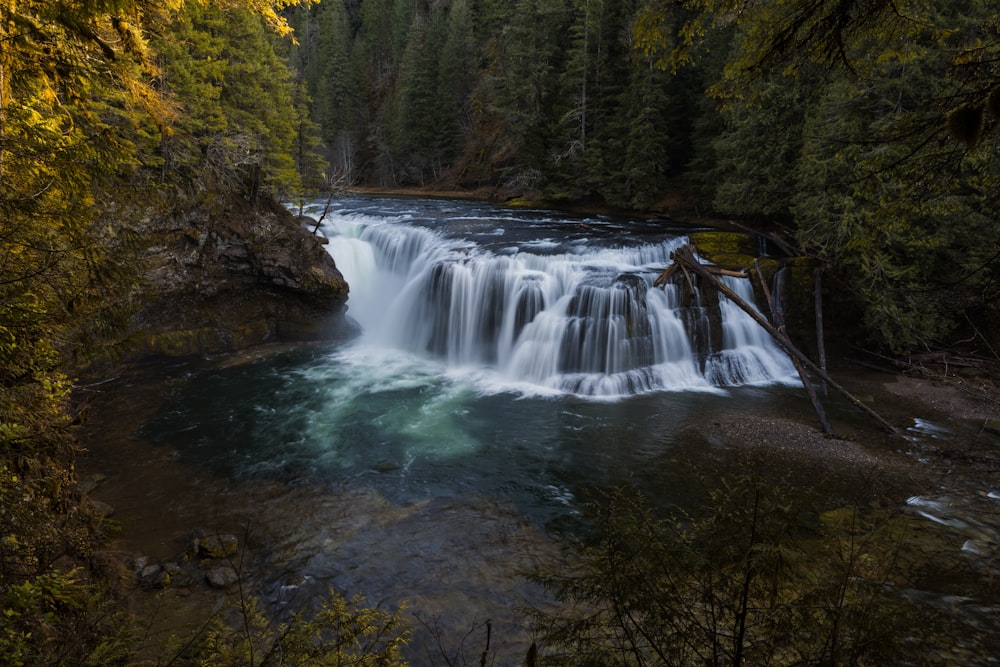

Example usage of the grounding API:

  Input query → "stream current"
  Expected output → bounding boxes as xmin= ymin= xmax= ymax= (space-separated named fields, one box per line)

xmin=90 ymin=197 xmax=1000 ymax=664
xmin=142 ymin=197 xmax=801 ymax=521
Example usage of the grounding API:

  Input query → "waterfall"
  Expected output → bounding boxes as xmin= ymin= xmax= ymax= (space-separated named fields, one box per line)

xmin=319 ymin=203 xmax=795 ymax=398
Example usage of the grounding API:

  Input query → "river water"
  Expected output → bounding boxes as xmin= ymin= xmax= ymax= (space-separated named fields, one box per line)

xmin=83 ymin=196 xmax=1000 ymax=664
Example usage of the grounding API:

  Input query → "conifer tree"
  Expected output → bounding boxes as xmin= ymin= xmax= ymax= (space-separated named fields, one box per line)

xmin=1 ymin=2 xmax=316 ymax=662
xmin=310 ymin=0 xmax=361 ymax=183
xmin=154 ymin=2 xmax=318 ymax=200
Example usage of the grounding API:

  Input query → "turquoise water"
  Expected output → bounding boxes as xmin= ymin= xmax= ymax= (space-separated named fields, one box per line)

xmin=140 ymin=343 xmax=815 ymax=528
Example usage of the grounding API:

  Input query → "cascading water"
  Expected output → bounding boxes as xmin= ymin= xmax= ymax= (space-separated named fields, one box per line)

xmin=141 ymin=196 xmax=807 ymax=522
xmin=318 ymin=199 xmax=795 ymax=398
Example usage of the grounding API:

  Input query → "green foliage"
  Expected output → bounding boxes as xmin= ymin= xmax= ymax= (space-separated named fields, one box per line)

xmin=154 ymin=2 xmax=322 ymax=200
xmin=170 ymin=589 xmax=410 ymax=666
xmin=707 ymin=77 xmax=813 ymax=219
xmin=0 ymin=567 xmax=134 ymax=667
xmin=2 ymin=1 xmax=318 ymax=664
xmin=529 ymin=481 xmax=946 ymax=666
xmin=785 ymin=3 xmax=1000 ymax=352
xmin=625 ymin=0 xmax=1000 ymax=353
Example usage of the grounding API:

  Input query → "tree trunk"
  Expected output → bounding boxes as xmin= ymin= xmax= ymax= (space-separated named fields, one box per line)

xmin=668 ymin=245 xmax=901 ymax=438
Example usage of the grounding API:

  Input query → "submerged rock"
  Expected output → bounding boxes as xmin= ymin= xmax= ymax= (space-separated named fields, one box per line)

xmin=194 ymin=533 xmax=239 ymax=559
xmin=205 ymin=565 xmax=240 ymax=589
xmin=138 ymin=563 xmax=171 ymax=589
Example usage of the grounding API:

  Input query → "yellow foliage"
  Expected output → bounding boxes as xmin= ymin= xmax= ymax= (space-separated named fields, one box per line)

xmin=0 ymin=3 xmax=314 ymax=659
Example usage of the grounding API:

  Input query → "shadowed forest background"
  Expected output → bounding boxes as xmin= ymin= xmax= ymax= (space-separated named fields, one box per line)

xmin=1 ymin=0 xmax=999 ymax=664
xmin=287 ymin=0 xmax=1000 ymax=355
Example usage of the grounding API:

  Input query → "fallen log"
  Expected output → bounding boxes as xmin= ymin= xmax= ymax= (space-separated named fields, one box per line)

xmin=814 ymin=268 xmax=828 ymax=397
xmin=666 ymin=245 xmax=902 ymax=438
xmin=654 ymin=263 xmax=746 ymax=288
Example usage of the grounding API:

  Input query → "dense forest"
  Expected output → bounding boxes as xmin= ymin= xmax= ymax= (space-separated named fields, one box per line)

xmin=1 ymin=0 xmax=998 ymax=663
xmin=1 ymin=1 xmax=325 ymax=663
xmin=287 ymin=0 xmax=1000 ymax=356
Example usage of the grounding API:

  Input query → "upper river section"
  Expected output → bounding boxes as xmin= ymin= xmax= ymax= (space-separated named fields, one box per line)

xmin=80 ymin=196 xmax=1000 ymax=665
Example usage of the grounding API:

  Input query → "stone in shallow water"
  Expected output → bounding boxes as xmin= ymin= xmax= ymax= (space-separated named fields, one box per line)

xmin=139 ymin=564 xmax=171 ymax=589
xmin=194 ymin=533 xmax=238 ymax=559
xmin=205 ymin=565 xmax=239 ymax=589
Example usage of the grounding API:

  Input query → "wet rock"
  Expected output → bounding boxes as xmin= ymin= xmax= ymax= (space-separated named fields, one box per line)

xmin=139 ymin=564 xmax=171 ymax=589
xmin=133 ymin=555 xmax=150 ymax=576
xmin=125 ymin=196 xmax=357 ymax=362
xmin=205 ymin=565 xmax=240 ymax=589
xmin=89 ymin=499 xmax=115 ymax=517
xmin=194 ymin=534 xmax=238 ymax=559
xmin=79 ymin=473 xmax=106 ymax=494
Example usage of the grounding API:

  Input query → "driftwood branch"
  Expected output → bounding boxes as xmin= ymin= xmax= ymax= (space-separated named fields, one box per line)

xmin=654 ymin=263 xmax=745 ymax=288
xmin=814 ymin=268 xmax=828 ymax=396
xmin=664 ymin=245 xmax=902 ymax=438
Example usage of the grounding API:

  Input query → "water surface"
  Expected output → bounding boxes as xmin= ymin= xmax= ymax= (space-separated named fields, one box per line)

xmin=99 ymin=197 xmax=1000 ymax=664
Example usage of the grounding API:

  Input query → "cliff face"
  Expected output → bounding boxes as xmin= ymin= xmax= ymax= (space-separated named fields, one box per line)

xmin=131 ymin=197 xmax=357 ymax=358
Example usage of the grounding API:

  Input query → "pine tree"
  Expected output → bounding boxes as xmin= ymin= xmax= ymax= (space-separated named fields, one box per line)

xmin=310 ymin=0 xmax=361 ymax=183
xmin=154 ymin=3 xmax=320 ymax=199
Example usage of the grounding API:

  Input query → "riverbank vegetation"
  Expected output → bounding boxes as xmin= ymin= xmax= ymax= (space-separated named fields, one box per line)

xmin=525 ymin=474 xmax=999 ymax=665
xmin=2 ymin=0 xmax=998 ymax=664
xmin=1 ymin=1 xmax=323 ymax=662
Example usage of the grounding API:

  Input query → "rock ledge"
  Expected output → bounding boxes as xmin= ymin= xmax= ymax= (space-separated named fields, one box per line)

xmin=130 ymin=197 xmax=357 ymax=358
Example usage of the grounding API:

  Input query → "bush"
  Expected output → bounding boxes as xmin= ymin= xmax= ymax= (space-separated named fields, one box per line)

xmin=527 ymin=478 xmax=947 ymax=666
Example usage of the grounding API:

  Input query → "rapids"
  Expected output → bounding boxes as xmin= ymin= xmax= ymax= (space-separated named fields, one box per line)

xmin=94 ymin=197 xmax=999 ymax=665
xmin=318 ymin=196 xmax=796 ymax=397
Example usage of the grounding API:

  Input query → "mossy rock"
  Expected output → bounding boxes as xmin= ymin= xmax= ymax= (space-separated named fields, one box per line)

xmin=231 ymin=320 xmax=273 ymax=349
xmin=145 ymin=328 xmax=218 ymax=357
xmin=688 ymin=231 xmax=757 ymax=267
xmin=505 ymin=196 xmax=544 ymax=208
xmin=195 ymin=534 xmax=238 ymax=559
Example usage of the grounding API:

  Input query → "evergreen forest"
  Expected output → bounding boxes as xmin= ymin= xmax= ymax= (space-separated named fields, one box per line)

xmin=289 ymin=0 xmax=1000 ymax=355
xmin=1 ymin=0 xmax=999 ymax=663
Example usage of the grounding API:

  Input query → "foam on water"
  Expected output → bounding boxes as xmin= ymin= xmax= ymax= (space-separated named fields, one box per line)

xmin=316 ymin=198 xmax=796 ymax=400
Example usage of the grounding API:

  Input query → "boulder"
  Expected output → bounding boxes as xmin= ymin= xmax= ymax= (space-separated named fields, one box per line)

xmin=194 ymin=533 xmax=239 ymax=559
xmin=139 ymin=564 xmax=171 ymax=589
xmin=128 ymin=196 xmax=358 ymax=360
xmin=205 ymin=565 xmax=240 ymax=589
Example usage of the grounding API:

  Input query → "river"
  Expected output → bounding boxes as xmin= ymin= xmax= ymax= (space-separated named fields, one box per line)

xmin=81 ymin=196 xmax=1000 ymax=665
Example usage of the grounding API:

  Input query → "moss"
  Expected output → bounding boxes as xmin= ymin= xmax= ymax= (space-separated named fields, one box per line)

xmin=689 ymin=231 xmax=757 ymax=266
xmin=687 ymin=231 xmax=827 ymax=349
xmin=505 ymin=196 xmax=546 ymax=208
xmin=231 ymin=320 xmax=272 ymax=349
xmin=144 ymin=328 xmax=221 ymax=357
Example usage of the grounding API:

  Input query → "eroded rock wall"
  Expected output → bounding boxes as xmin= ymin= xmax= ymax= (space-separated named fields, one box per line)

xmin=131 ymin=197 xmax=356 ymax=358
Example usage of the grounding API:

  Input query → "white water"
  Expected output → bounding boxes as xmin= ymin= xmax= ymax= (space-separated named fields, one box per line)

xmin=312 ymin=199 xmax=796 ymax=399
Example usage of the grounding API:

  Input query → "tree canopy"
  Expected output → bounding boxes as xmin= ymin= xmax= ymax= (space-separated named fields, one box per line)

xmin=1 ymin=1 xmax=317 ymax=662
xmin=285 ymin=0 xmax=999 ymax=354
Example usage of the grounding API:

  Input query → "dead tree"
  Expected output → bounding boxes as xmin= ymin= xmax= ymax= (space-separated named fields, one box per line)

xmin=662 ymin=245 xmax=901 ymax=438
